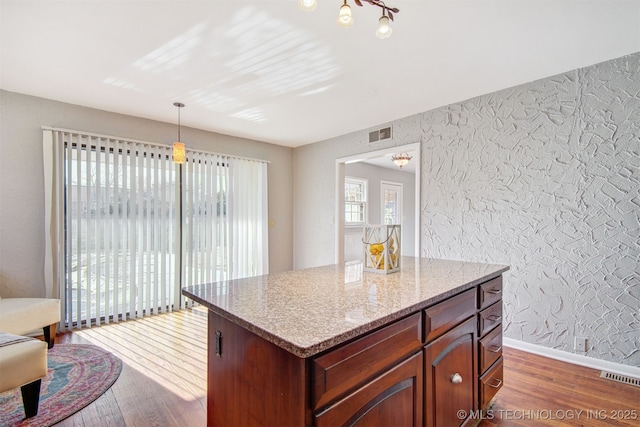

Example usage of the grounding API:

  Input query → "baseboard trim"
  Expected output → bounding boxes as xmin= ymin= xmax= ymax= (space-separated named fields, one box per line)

xmin=503 ymin=338 xmax=640 ymax=379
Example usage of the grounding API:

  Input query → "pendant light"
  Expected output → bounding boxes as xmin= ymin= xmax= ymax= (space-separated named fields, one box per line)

xmin=172 ymin=102 xmax=186 ymax=164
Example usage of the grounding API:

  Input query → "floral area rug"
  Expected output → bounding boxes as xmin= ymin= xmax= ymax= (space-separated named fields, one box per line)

xmin=0 ymin=344 xmax=122 ymax=426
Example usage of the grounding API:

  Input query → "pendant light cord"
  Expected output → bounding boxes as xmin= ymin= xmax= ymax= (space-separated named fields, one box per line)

xmin=174 ymin=101 xmax=185 ymax=141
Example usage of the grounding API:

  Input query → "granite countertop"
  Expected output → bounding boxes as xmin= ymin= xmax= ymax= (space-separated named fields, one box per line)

xmin=182 ymin=257 xmax=509 ymax=358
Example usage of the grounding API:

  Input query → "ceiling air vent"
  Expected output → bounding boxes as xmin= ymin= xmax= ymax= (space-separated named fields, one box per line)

xmin=600 ymin=371 xmax=640 ymax=388
xmin=369 ymin=126 xmax=392 ymax=143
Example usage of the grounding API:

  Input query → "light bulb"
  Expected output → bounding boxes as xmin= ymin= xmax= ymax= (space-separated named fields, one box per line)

xmin=376 ymin=15 xmax=392 ymax=39
xmin=337 ymin=3 xmax=354 ymax=28
xmin=298 ymin=0 xmax=317 ymax=12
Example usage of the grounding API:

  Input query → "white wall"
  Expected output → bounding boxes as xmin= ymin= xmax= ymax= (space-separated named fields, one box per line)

xmin=293 ymin=53 xmax=640 ymax=367
xmin=0 ymin=90 xmax=293 ymax=298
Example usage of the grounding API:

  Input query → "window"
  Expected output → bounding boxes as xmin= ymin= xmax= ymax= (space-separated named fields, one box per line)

xmin=345 ymin=177 xmax=367 ymax=225
xmin=43 ymin=129 xmax=268 ymax=331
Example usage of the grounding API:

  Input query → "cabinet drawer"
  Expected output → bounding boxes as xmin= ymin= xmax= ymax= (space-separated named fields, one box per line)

xmin=478 ymin=276 xmax=502 ymax=310
xmin=478 ymin=301 xmax=502 ymax=337
xmin=479 ymin=325 xmax=502 ymax=373
xmin=424 ymin=288 xmax=476 ymax=342
xmin=315 ymin=352 xmax=423 ymax=427
xmin=479 ymin=357 xmax=503 ymax=408
xmin=312 ymin=312 xmax=422 ymax=411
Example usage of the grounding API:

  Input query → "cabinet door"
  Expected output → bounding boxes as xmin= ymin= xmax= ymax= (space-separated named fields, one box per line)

xmin=208 ymin=312 xmax=307 ymax=427
xmin=424 ymin=317 xmax=477 ymax=427
xmin=315 ymin=352 xmax=423 ymax=427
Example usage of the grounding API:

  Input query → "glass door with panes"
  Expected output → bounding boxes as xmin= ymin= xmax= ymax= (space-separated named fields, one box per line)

xmin=381 ymin=181 xmax=402 ymax=225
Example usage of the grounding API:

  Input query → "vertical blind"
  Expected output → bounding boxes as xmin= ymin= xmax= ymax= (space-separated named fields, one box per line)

xmin=43 ymin=128 xmax=268 ymax=330
xmin=182 ymin=151 xmax=268 ymax=286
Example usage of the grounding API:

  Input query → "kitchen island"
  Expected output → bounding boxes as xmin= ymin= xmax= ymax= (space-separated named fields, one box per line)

xmin=183 ymin=257 xmax=509 ymax=427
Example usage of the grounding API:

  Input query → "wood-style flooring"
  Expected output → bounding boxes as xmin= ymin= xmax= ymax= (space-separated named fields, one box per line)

xmin=49 ymin=307 xmax=639 ymax=426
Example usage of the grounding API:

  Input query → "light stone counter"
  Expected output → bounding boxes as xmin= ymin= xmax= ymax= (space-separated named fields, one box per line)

xmin=182 ymin=257 xmax=509 ymax=358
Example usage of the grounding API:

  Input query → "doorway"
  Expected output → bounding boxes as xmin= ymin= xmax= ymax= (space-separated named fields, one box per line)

xmin=335 ymin=143 xmax=420 ymax=264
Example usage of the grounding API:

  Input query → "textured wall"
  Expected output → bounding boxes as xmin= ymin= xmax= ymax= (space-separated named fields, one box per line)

xmin=575 ymin=57 xmax=639 ymax=363
xmin=421 ymin=53 xmax=639 ymax=366
xmin=294 ymin=52 xmax=639 ymax=367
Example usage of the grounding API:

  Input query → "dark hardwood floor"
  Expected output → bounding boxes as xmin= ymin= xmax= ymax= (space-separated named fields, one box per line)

xmin=49 ymin=307 xmax=639 ymax=426
xmin=477 ymin=347 xmax=640 ymax=427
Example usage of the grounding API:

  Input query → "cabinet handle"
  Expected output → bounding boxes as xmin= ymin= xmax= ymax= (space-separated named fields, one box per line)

xmin=487 ymin=315 xmax=502 ymax=322
xmin=487 ymin=378 xmax=503 ymax=388
xmin=451 ymin=373 xmax=463 ymax=384
xmin=215 ymin=330 xmax=222 ymax=358
xmin=488 ymin=345 xmax=502 ymax=353
xmin=487 ymin=288 xmax=501 ymax=295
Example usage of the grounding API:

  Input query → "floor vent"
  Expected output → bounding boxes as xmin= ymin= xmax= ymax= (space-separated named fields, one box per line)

xmin=600 ymin=371 xmax=640 ymax=388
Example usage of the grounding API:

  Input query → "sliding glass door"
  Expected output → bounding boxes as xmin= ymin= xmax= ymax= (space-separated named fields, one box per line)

xmin=44 ymin=128 xmax=268 ymax=330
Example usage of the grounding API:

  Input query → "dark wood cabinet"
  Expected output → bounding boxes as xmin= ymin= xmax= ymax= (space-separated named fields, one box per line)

xmin=424 ymin=288 xmax=476 ymax=342
xmin=207 ymin=312 xmax=309 ymax=427
xmin=424 ymin=317 xmax=477 ymax=427
xmin=203 ymin=273 xmax=504 ymax=426
xmin=477 ymin=275 xmax=504 ymax=409
xmin=479 ymin=323 xmax=502 ymax=373
xmin=315 ymin=352 xmax=423 ymax=427
xmin=479 ymin=355 xmax=504 ymax=408
xmin=312 ymin=313 xmax=422 ymax=411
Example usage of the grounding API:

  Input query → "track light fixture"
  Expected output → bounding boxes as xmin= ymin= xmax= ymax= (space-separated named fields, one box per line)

xmin=376 ymin=10 xmax=392 ymax=39
xmin=299 ymin=0 xmax=399 ymax=38
xmin=298 ymin=0 xmax=317 ymax=12
xmin=336 ymin=0 xmax=354 ymax=28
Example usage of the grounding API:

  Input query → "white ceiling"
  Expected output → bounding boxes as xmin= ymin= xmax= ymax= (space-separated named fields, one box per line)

xmin=1 ymin=1 xmax=638 ymax=148
xmin=361 ymin=150 xmax=417 ymax=173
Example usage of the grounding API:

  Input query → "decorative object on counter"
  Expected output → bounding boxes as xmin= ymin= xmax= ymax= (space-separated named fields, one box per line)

xmin=172 ymin=102 xmax=186 ymax=164
xmin=391 ymin=152 xmax=412 ymax=168
xmin=299 ymin=0 xmax=399 ymax=39
xmin=363 ymin=224 xmax=401 ymax=274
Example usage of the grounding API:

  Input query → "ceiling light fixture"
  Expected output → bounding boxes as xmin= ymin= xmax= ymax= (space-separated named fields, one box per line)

xmin=172 ymin=102 xmax=186 ymax=164
xmin=337 ymin=0 xmax=355 ymax=28
xmin=299 ymin=0 xmax=399 ymax=38
xmin=391 ymin=153 xmax=412 ymax=168
xmin=298 ymin=0 xmax=318 ymax=12
xmin=376 ymin=10 xmax=392 ymax=39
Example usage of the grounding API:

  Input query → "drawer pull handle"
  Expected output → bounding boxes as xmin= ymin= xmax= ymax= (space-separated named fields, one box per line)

xmin=488 ymin=345 xmax=502 ymax=353
xmin=215 ymin=330 xmax=222 ymax=358
xmin=487 ymin=315 xmax=502 ymax=322
xmin=487 ymin=288 xmax=502 ymax=295
xmin=487 ymin=378 xmax=503 ymax=388
xmin=451 ymin=373 xmax=463 ymax=384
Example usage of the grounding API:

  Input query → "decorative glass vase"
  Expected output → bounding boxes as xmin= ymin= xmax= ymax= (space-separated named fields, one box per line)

xmin=363 ymin=224 xmax=401 ymax=274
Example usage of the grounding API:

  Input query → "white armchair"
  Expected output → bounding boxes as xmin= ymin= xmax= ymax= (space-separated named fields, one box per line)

xmin=0 ymin=297 xmax=61 ymax=348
